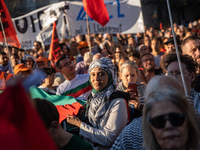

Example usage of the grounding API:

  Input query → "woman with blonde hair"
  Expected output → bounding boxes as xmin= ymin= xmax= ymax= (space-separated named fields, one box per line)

xmin=143 ymin=86 xmax=199 ymax=150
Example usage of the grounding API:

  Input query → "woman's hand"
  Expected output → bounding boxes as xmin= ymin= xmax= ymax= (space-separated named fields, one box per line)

xmin=129 ymin=96 xmax=140 ymax=109
xmin=67 ymin=115 xmax=82 ymax=128
xmin=125 ymin=89 xmax=140 ymax=109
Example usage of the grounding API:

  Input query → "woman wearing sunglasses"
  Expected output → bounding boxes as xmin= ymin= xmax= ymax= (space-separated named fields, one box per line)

xmin=143 ymin=86 xmax=199 ymax=150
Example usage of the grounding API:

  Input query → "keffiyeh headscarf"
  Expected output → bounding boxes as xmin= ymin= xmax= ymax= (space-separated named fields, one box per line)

xmin=88 ymin=57 xmax=117 ymax=127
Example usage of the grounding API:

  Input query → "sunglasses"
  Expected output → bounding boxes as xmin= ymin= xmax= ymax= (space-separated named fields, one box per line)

xmin=149 ymin=113 xmax=186 ymax=129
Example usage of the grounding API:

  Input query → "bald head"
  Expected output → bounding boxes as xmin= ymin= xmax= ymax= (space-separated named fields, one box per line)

xmin=92 ymin=53 xmax=103 ymax=61
xmin=145 ymin=75 xmax=184 ymax=99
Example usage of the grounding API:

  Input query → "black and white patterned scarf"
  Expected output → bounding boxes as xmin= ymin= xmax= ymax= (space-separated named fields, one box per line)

xmin=88 ymin=57 xmax=117 ymax=127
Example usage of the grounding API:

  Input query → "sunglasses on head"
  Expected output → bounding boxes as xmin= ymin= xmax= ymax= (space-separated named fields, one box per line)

xmin=149 ymin=112 xmax=186 ymax=129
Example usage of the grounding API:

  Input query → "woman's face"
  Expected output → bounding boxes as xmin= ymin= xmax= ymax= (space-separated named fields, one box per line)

xmin=150 ymin=100 xmax=188 ymax=150
xmin=90 ymin=67 xmax=109 ymax=91
xmin=120 ymin=66 xmax=138 ymax=88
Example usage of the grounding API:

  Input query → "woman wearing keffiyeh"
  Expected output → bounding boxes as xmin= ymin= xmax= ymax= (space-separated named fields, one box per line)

xmin=67 ymin=57 xmax=129 ymax=150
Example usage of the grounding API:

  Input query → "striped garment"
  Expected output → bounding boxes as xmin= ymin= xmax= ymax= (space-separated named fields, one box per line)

xmin=56 ymin=74 xmax=92 ymax=101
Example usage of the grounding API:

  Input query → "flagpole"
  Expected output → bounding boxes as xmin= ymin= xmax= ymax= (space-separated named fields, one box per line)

xmin=85 ymin=5 xmax=92 ymax=52
xmin=166 ymin=0 xmax=188 ymax=96
xmin=0 ymin=14 xmax=15 ymax=77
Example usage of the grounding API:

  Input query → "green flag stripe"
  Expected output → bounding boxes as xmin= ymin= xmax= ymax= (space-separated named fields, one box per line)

xmin=62 ymin=81 xmax=91 ymax=96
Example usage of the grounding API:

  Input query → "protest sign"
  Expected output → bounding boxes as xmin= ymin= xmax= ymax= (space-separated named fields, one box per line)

xmin=12 ymin=0 xmax=144 ymax=50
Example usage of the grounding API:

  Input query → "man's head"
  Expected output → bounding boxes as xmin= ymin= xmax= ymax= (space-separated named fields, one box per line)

xmin=77 ymin=41 xmax=89 ymax=57
xmin=140 ymin=53 xmax=155 ymax=73
xmin=164 ymin=37 xmax=181 ymax=53
xmin=23 ymin=54 xmax=35 ymax=69
xmin=3 ymin=46 xmax=11 ymax=56
xmin=14 ymin=63 xmax=31 ymax=78
xmin=34 ymin=98 xmax=60 ymax=144
xmin=0 ymin=52 xmax=8 ymax=66
xmin=181 ymin=36 xmax=200 ymax=67
xmin=11 ymin=46 xmax=18 ymax=54
xmin=56 ymin=56 xmax=76 ymax=80
xmin=34 ymin=41 xmax=42 ymax=51
xmin=161 ymin=53 xmax=197 ymax=95
xmin=36 ymin=57 xmax=48 ymax=69
xmin=151 ymin=37 xmax=162 ymax=52
xmin=10 ymin=53 xmax=19 ymax=68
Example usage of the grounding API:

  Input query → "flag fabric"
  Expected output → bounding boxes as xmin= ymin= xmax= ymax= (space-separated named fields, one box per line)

xmin=82 ymin=0 xmax=110 ymax=27
xmin=48 ymin=21 xmax=61 ymax=69
xmin=29 ymin=86 xmax=86 ymax=106
xmin=0 ymin=83 xmax=58 ymax=150
xmin=56 ymin=102 xmax=83 ymax=123
xmin=0 ymin=0 xmax=21 ymax=48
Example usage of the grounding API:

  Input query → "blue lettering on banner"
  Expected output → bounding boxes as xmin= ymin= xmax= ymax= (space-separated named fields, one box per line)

xmin=116 ymin=0 xmax=124 ymax=18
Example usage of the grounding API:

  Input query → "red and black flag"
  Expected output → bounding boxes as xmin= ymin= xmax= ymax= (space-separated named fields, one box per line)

xmin=48 ymin=21 xmax=61 ymax=69
xmin=0 ymin=0 xmax=21 ymax=48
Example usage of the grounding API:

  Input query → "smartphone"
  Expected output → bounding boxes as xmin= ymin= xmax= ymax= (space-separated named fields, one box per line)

xmin=128 ymin=82 xmax=138 ymax=97
xmin=112 ymin=36 xmax=118 ymax=45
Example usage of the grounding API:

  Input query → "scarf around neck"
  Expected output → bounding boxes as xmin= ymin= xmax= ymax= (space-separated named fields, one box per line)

xmin=88 ymin=57 xmax=117 ymax=127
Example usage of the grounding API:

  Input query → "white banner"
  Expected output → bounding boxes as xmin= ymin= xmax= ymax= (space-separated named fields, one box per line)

xmin=12 ymin=0 xmax=144 ymax=50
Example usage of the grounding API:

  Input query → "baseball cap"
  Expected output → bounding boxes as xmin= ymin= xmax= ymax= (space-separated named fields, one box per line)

xmin=14 ymin=63 xmax=30 ymax=75
xmin=36 ymin=56 xmax=48 ymax=63
xmin=77 ymin=41 xmax=88 ymax=50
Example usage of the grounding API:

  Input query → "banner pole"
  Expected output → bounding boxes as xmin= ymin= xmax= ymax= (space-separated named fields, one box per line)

xmin=85 ymin=5 xmax=92 ymax=52
xmin=0 ymin=14 xmax=15 ymax=77
xmin=166 ymin=0 xmax=188 ymax=96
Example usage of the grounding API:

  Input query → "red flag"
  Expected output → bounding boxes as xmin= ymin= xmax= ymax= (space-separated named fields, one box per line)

xmin=82 ymin=0 xmax=110 ymax=27
xmin=56 ymin=102 xmax=83 ymax=123
xmin=48 ymin=21 xmax=61 ymax=69
xmin=0 ymin=83 xmax=58 ymax=150
xmin=0 ymin=0 xmax=21 ymax=48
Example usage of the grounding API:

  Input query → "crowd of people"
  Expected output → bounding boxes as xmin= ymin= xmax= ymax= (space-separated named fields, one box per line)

xmin=1 ymin=19 xmax=200 ymax=150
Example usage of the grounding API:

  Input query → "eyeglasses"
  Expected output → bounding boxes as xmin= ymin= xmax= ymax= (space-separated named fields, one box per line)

xmin=149 ymin=113 xmax=186 ymax=129
xmin=60 ymin=61 xmax=74 ymax=69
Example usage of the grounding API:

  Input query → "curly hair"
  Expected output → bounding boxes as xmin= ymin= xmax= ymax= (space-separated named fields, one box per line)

xmin=160 ymin=52 xmax=198 ymax=73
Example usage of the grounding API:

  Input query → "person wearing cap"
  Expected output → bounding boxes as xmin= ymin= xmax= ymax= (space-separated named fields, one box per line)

xmin=14 ymin=63 xmax=31 ymax=79
xmin=75 ymin=52 xmax=94 ymax=74
xmin=164 ymin=37 xmax=181 ymax=53
xmin=23 ymin=54 xmax=36 ymax=72
xmin=76 ymin=41 xmax=89 ymax=63
xmin=36 ymin=56 xmax=48 ymax=69
xmin=38 ymin=67 xmax=56 ymax=95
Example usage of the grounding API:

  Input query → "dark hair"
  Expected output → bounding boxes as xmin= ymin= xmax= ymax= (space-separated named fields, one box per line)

xmin=152 ymin=37 xmax=163 ymax=45
xmin=80 ymin=35 xmax=86 ymax=41
xmin=11 ymin=53 xmax=19 ymax=59
xmin=42 ymin=67 xmax=56 ymax=75
xmin=56 ymin=56 xmax=68 ymax=70
xmin=181 ymin=36 xmax=200 ymax=50
xmin=59 ymin=43 xmax=70 ymax=51
xmin=140 ymin=53 xmax=154 ymax=64
xmin=34 ymin=98 xmax=59 ymax=128
xmin=161 ymin=52 xmax=198 ymax=74
xmin=0 ymin=51 xmax=6 ymax=56
xmin=35 ymin=41 xmax=42 ymax=46
xmin=128 ymin=50 xmax=140 ymax=59
xmin=18 ymin=49 xmax=25 ymax=52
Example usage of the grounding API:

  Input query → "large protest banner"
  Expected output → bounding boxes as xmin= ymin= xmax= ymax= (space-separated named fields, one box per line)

xmin=12 ymin=0 xmax=144 ymax=50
